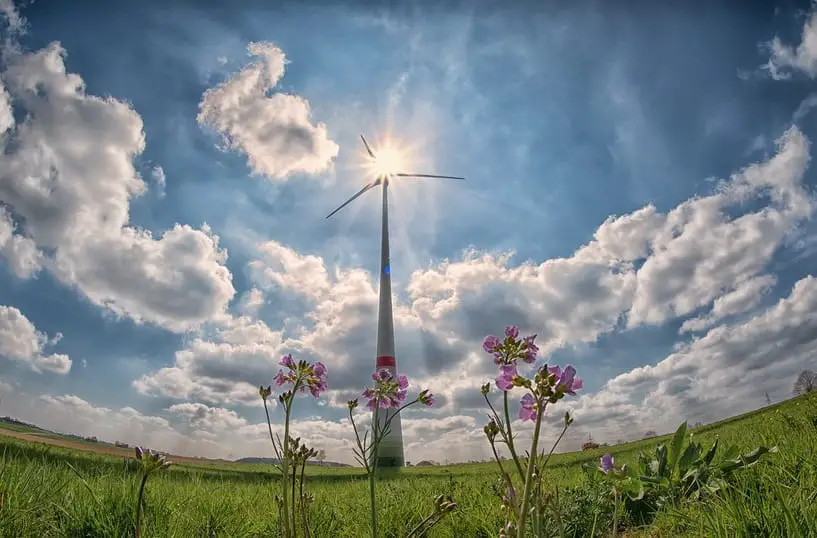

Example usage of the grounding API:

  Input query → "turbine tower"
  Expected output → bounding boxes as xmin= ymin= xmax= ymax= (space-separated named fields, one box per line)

xmin=326 ymin=134 xmax=464 ymax=468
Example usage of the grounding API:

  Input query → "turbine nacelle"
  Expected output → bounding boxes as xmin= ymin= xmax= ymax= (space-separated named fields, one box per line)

xmin=325 ymin=134 xmax=465 ymax=219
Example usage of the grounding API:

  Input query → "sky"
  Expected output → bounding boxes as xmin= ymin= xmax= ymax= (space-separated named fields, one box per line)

xmin=1 ymin=0 xmax=817 ymax=465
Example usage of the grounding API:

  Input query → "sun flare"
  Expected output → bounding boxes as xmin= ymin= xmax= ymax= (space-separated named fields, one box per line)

xmin=366 ymin=144 xmax=408 ymax=177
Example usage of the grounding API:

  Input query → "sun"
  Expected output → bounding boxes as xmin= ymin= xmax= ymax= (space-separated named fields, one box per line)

xmin=367 ymin=144 xmax=407 ymax=177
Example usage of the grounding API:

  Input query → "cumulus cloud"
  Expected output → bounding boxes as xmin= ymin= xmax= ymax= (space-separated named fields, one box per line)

xmin=679 ymin=274 xmax=777 ymax=333
xmin=135 ymin=127 xmax=815 ymax=439
xmin=587 ymin=274 xmax=817 ymax=436
xmin=0 ymin=37 xmax=235 ymax=331
xmin=764 ymin=10 xmax=817 ymax=79
xmin=198 ymin=42 xmax=339 ymax=180
xmin=0 ymin=306 xmax=71 ymax=374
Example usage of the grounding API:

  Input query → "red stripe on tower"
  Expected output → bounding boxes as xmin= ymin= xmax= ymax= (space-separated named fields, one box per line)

xmin=376 ymin=356 xmax=396 ymax=368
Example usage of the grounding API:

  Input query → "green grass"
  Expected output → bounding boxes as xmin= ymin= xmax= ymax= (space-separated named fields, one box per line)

xmin=1 ymin=392 xmax=816 ymax=537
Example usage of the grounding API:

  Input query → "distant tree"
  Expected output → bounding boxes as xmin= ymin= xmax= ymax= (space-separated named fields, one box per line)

xmin=793 ymin=370 xmax=817 ymax=396
xmin=643 ymin=430 xmax=657 ymax=439
xmin=316 ymin=449 xmax=326 ymax=466
xmin=765 ymin=392 xmax=772 ymax=405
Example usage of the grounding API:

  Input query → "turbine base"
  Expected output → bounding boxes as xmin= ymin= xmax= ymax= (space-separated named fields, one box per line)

xmin=376 ymin=455 xmax=404 ymax=468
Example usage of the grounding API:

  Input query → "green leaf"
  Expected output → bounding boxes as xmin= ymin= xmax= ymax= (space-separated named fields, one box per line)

xmin=623 ymin=478 xmax=645 ymax=501
xmin=678 ymin=442 xmax=701 ymax=474
xmin=721 ymin=445 xmax=739 ymax=461
xmin=703 ymin=436 xmax=719 ymax=466
xmin=667 ymin=422 xmax=687 ymax=477
xmin=656 ymin=444 xmax=668 ymax=478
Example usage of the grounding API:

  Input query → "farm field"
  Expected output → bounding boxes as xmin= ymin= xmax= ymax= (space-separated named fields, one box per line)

xmin=1 ymin=391 xmax=816 ymax=537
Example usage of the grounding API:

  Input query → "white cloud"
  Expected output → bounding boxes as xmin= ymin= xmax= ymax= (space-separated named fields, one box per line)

xmin=0 ymin=41 xmax=236 ymax=332
xmin=237 ymin=288 xmax=265 ymax=316
xmin=626 ymin=126 xmax=811 ymax=327
xmin=197 ymin=42 xmax=339 ymax=180
xmin=133 ymin=313 xmax=283 ymax=407
xmin=589 ymin=274 xmax=817 ymax=437
xmin=151 ymin=165 xmax=166 ymax=197
xmin=679 ymin=274 xmax=776 ymax=333
xmin=764 ymin=10 xmax=817 ymax=79
xmin=0 ymin=0 xmax=24 ymax=36
xmin=134 ymin=127 xmax=815 ymax=436
xmin=0 ymin=305 xmax=71 ymax=374
xmin=0 ymin=207 xmax=42 ymax=277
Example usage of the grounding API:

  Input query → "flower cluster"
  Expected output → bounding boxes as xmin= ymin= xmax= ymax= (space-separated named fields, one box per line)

xmin=134 ymin=446 xmax=171 ymax=474
xmin=483 ymin=326 xmax=539 ymax=365
xmin=273 ymin=354 xmax=328 ymax=398
xmin=483 ymin=325 xmax=583 ymax=422
xmin=480 ymin=327 xmax=584 ymax=538
xmin=352 ymin=369 xmax=435 ymax=411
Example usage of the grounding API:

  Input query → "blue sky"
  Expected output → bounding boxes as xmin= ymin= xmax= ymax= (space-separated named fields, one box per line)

xmin=1 ymin=0 xmax=817 ymax=463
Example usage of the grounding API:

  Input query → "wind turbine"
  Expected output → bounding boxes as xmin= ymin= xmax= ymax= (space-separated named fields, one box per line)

xmin=326 ymin=134 xmax=464 ymax=468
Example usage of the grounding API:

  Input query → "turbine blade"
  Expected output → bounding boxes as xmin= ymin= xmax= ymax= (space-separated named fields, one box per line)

xmin=394 ymin=173 xmax=465 ymax=180
xmin=325 ymin=181 xmax=377 ymax=219
xmin=360 ymin=135 xmax=376 ymax=159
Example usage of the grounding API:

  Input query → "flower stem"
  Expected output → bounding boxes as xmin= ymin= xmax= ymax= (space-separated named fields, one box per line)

xmin=504 ymin=391 xmax=526 ymax=480
xmin=516 ymin=405 xmax=543 ymax=538
xmin=368 ymin=407 xmax=381 ymax=538
xmin=134 ymin=471 xmax=149 ymax=538
xmin=281 ymin=398 xmax=292 ymax=538
xmin=612 ymin=488 xmax=619 ymax=538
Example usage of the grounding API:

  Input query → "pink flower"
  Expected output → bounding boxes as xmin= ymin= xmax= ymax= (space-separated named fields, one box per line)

xmin=418 ymin=389 xmax=435 ymax=406
xmin=505 ymin=326 xmax=519 ymax=339
xmin=548 ymin=365 xmax=583 ymax=395
xmin=496 ymin=363 xmax=517 ymax=391
xmin=519 ymin=393 xmax=537 ymax=421
xmin=522 ymin=334 xmax=538 ymax=363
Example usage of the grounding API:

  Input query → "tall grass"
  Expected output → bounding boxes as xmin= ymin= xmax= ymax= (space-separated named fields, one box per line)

xmin=0 ymin=391 xmax=815 ymax=537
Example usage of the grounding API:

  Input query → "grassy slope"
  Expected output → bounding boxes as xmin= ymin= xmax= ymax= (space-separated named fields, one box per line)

xmin=0 ymin=392 xmax=815 ymax=537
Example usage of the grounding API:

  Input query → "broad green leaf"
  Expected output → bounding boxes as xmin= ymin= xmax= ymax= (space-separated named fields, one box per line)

xmin=657 ymin=444 xmax=668 ymax=478
xmin=623 ymin=478 xmax=645 ymax=501
xmin=703 ymin=436 xmax=719 ymax=466
xmin=667 ymin=421 xmax=687 ymax=476
xmin=678 ymin=442 xmax=701 ymax=474
xmin=721 ymin=444 xmax=740 ymax=461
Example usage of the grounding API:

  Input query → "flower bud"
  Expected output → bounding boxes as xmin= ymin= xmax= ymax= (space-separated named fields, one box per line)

xmin=347 ymin=398 xmax=359 ymax=410
xmin=481 ymin=383 xmax=490 ymax=395
xmin=483 ymin=419 xmax=500 ymax=442
xmin=259 ymin=385 xmax=272 ymax=401
xmin=564 ymin=411 xmax=573 ymax=427
xmin=418 ymin=389 xmax=435 ymax=406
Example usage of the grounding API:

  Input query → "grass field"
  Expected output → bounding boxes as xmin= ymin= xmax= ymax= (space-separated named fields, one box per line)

xmin=1 ymin=391 xmax=816 ymax=537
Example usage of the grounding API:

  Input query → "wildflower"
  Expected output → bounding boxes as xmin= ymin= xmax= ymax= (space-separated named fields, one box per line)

xmin=600 ymin=453 xmax=614 ymax=473
xmin=548 ymin=365 xmax=583 ymax=395
xmin=134 ymin=446 xmax=171 ymax=474
xmin=496 ymin=363 xmax=517 ymax=391
xmin=361 ymin=369 xmax=409 ymax=410
xmin=519 ymin=393 xmax=538 ymax=421
xmin=259 ymin=385 xmax=272 ymax=401
xmin=504 ymin=326 xmax=519 ymax=339
xmin=273 ymin=356 xmax=328 ymax=399
xmin=483 ymin=335 xmax=502 ymax=361
xmin=418 ymin=389 xmax=435 ymax=406
xmin=483 ymin=419 xmax=500 ymax=441
xmin=280 ymin=354 xmax=295 ymax=368
xmin=522 ymin=334 xmax=538 ymax=363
